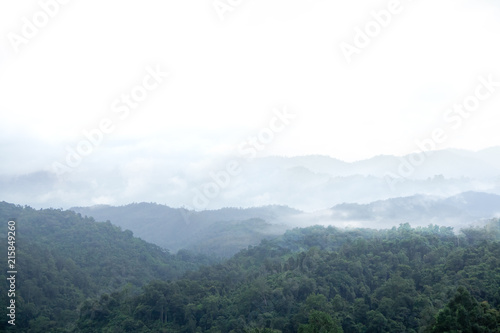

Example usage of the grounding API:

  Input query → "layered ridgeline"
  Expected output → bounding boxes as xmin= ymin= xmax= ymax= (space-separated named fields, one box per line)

xmin=0 ymin=146 xmax=500 ymax=211
xmin=0 ymin=202 xmax=213 ymax=332
xmin=3 ymin=148 xmax=500 ymax=212
xmin=75 ymin=221 xmax=500 ymax=332
xmin=2 ymin=201 xmax=500 ymax=332
xmin=71 ymin=204 xmax=298 ymax=257
xmin=323 ymin=191 xmax=500 ymax=230
xmin=71 ymin=192 xmax=500 ymax=258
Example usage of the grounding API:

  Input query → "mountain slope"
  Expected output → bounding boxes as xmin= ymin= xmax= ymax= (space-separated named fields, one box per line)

xmin=0 ymin=202 xmax=211 ymax=331
xmin=71 ymin=192 xmax=500 ymax=257
xmin=75 ymin=221 xmax=500 ymax=332
xmin=71 ymin=203 xmax=298 ymax=257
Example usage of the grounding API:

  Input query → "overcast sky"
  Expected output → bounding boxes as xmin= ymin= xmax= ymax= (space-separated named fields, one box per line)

xmin=1 ymin=0 xmax=499 ymax=177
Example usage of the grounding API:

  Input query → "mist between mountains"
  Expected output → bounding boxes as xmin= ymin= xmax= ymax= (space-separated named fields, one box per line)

xmin=384 ymin=73 xmax=499 ymax=191
xmin=180 ymin=105 xmax=296 ymax=224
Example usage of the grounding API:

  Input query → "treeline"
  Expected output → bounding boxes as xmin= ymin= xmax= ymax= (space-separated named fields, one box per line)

xmin=0 ymin=202 xmax=214 ymax=332
xmin=75 ymin=221 xmax=500 ymax=332
xmin=2 ymin=201 xmax=500 ymax=332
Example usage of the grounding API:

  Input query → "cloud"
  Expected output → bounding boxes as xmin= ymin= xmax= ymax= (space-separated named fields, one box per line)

xmin=0 ymin=0 xmax=499 ymax=210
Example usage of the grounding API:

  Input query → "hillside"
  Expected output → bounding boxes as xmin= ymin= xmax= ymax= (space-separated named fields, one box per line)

xmin=75 ymin=220 xmax=500 ymax=332
xmin=69 ymin=192 xmax=500 ymax=259
xmin=71 ymin=203 xmax=298 ymax=257
xmin=3 ymin=200 xmax=500 ymax=331
xmin=0 ymin=202 xmax=212 ymax=332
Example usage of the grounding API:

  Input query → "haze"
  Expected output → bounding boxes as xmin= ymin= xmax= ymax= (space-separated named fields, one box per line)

xmin=0 ymin=0 xmax=499 ymax=212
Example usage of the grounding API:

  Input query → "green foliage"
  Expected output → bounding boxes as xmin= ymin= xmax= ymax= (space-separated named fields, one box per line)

xmin=74 ymin=220 xmax=500 ymax=332
xmin=3 ymin=201 xmax=500 ymax=332
xmin=0 ymin=202 xmax=212 ymax=332
xmin=430 ymin=286 xmax=500 ymax=332
xmin=298 ymin=311 xmax=343 ymax=333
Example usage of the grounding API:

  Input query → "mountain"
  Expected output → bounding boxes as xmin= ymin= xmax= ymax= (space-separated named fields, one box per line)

xmin=4 ymin=199 xmax=500 ymax=331
xmin=254 ymin=147 xmax=500 ymax=179
xmin=75 ymin=221 xmax=500 ymax=332
xmin=317 ymin=191 xmax=500 ymax=230
xmin=443 ymin=191 xmax=500 ymax=217
xmin=71 ymin=192 xmax=500 ymax=257
xmin=71 ymin=203 xmax=299 ymax=257
xmin=2 ymin=148 xmax=500 ymax=211
xmin=0 ymin=202 xmax=212 ymax=331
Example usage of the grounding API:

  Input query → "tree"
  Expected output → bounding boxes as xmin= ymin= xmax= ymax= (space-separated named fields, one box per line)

xmin=298 ymin=310 xmax=343 ymax=333
xmin=430 ymin=286 xmax=500 ymax=332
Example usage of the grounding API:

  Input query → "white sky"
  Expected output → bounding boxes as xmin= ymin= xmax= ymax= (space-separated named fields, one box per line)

xmin=1 ymin=0 xmax=499 ymax=175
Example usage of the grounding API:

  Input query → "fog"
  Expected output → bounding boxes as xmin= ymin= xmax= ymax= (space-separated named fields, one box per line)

xmin=1 ymin=146 xmax=500 ymax=216
xmin=1 ymin=0 xmax=500 ymax=226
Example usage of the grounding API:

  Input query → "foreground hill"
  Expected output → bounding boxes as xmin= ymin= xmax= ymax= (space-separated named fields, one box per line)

xmin=71 ymin=203 xmax=298 ymax=257
xmin=0 ymin=202 xmax=212 ymax=332
xmin=77 ymin=220 xmax=500 ymax=332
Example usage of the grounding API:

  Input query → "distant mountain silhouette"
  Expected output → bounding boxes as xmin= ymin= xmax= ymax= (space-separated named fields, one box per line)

xmin=1 ymin=147 xmax=499 ymax=211
xmin=320 ymin=191 xmax=500 ymax=230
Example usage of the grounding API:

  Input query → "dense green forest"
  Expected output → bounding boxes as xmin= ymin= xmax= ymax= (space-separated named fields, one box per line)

xmin=0 ymin=202 xmax=213 ymax=332
xmin=2 ymin=202 xmax=500 ymax=332
xmin=73 ymin=221 xmax=500 ymax=332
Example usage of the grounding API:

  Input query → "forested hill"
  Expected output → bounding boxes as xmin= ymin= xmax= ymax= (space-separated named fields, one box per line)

xmin=76 ymin=221 xmax=500 ymax=332
xmin=2 ymin=201 xmax=500 ymax=332
xmin=0 ymin=202 xmax=213 ymax=332
xmin=71 ymin=203 xmax=297 ymax=257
